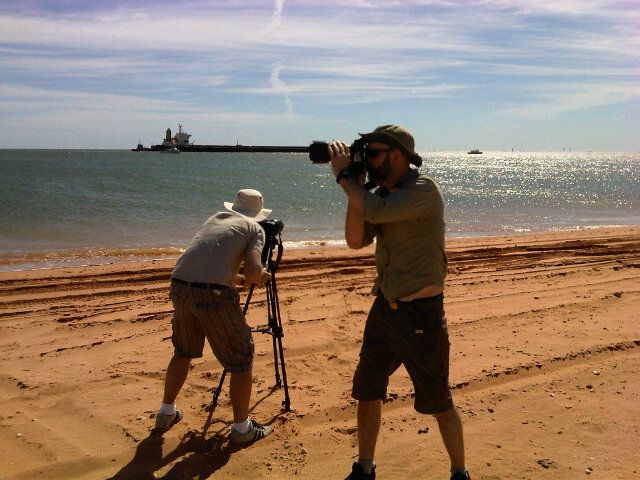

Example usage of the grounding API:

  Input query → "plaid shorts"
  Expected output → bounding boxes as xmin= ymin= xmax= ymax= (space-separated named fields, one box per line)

xmin=352 ymin=294 xmax=453 ymax=414
xmin=169 ymin=280 xmax=254 ymax=373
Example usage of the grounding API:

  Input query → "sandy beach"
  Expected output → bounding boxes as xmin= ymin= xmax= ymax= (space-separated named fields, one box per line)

xmin=1 ymin=226 xmax=638 ymax=480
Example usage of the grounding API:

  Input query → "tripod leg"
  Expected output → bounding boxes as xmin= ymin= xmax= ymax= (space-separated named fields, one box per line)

xmin=275 ymin=335 xmax=291 ymax=411
xmin=271 ymin=334 xmax=282 ymax=388
xmin=208 ymin=369 xmax=227 ymax=412
xmin=266 ymin=282 xmax=283 ymax=388
xmin=267 ymin=276 xmax=290 ymax=411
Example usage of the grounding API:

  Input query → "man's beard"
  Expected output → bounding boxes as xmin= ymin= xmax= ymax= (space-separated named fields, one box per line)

xmin=366 ymin=157 xmax=391 ymax=184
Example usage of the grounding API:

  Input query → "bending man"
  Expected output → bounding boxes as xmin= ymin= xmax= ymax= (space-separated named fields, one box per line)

xmin=154 ymin=188 xmax=274 ymax=445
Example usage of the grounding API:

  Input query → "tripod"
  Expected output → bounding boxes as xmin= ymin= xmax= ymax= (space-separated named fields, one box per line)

xmin=208 ymin=227 xmax=291 ymax=414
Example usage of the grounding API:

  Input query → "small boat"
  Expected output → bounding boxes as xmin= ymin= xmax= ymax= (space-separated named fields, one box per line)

xmin=467 ymin=149 xmax=482 ymax=154
xmin=131 ymin=140 xmax=150 ymax=152
xmin=161 ymin=147 xmax=180 ymax=154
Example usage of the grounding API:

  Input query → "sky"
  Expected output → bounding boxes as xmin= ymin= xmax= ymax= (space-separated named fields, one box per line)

xmin=0 ymin=0 xmax=638 ymax=151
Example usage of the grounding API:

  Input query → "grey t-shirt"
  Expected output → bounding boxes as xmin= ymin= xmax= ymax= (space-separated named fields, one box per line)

xmin=360 ymin=168 xmax=448 ymax=302
xmin=171 ymin=211 xmax=265 ymax=286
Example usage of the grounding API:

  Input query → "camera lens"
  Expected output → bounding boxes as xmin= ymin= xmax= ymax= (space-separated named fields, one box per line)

xmin=309 ymin=141 xmax=331 ymax=163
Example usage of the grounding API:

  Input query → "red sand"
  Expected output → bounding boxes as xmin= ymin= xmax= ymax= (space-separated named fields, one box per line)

xmin=1 ymin=227 xmax=638 ymax=479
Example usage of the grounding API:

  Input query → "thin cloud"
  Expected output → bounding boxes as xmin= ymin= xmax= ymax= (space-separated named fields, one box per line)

xmin=268 ymin=0 xmax=285 ymax=32
xmin=269 ymin=64 xmax=294 ymax=114
xmin=0 ymin=84 xmax=189 ymax=113
xmin=496 ymin=81 xmax=640 ymax=118
xmin=236 ymin=80 xmax=466 ymax=104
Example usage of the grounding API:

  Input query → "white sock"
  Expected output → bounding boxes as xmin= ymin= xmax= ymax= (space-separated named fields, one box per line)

xmin=232 ymin=418 xmax=252 ymax=434
xmin=159 ymin=403 xmax=176 ymax=416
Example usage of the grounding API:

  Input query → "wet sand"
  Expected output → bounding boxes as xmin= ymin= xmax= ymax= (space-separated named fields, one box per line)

xmin=0 ymin=227 xmax=639 ymax=479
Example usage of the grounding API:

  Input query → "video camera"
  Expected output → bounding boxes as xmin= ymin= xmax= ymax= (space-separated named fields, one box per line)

xmin=308 ymin=139 xmax=379 ymax=190
xmin=258 ymin=219 xmax=284 ymax=239
xmin=258 ymin=219 xmax=284 ymax=266
xmin=308 ymin=138 xmax=368 ymax=176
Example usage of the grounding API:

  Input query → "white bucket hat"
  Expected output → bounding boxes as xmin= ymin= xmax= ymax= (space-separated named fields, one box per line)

xmin=224 ymin=189 xmax=271 ymax=222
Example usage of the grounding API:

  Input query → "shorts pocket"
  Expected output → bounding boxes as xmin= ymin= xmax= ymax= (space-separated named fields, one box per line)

xmin=403 ymin=302 xmax=445 ymax=333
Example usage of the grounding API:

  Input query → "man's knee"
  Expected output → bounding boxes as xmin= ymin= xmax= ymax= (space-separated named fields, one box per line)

xmin=434 ymin=404 xmax=459 ymax=422
xmin=171 ymin=354 xmax=193 ymax=365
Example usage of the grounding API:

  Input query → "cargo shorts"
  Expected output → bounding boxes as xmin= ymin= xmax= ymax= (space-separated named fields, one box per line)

xmin=169 ymin=280 xmax=254 ymax=373
xmin=352 ymin=294 xmax=453 ymax=414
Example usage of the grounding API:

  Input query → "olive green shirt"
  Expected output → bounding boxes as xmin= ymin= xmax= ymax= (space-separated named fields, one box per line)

xmin=360 ymin=168 xmax=447 ymax=302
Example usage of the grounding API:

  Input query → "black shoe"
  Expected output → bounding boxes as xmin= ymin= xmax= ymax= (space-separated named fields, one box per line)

xmin=345 ymin=462 xmax=376 ymax=480
xmin=451 ymin=471 xmax=471 ymax=480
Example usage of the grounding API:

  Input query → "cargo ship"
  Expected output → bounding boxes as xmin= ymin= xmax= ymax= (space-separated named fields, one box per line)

xmin=133 ymin=125 xmax=309 ymax=154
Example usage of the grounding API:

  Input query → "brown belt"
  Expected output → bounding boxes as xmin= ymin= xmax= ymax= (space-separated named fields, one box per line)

xmin=171 ymin=277 xmax=229 ymax=290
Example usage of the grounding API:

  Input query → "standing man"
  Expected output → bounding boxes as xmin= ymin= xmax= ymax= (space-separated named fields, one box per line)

xmin=154 ymin=188 xmax=274 ymax=446
xmin=330 ymin=126 xmax=470 ymax=480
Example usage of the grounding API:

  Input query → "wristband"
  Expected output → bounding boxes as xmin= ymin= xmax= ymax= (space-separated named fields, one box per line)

xmin=335 ymin=169 xmax=351 ymax=184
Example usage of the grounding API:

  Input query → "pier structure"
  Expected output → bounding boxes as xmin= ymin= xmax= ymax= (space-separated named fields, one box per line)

xmin=149 ymin=144 xmax=310 ymax=153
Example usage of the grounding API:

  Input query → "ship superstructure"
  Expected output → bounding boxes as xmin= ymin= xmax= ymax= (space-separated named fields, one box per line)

xmin=162 ymin=124 xmax=192 ymax=148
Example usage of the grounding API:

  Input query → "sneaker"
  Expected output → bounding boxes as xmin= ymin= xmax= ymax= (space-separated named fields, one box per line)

xmin=152 ymin=409 xmax=183 ymax=435
xmin=229 ymin=419 xmax=274 ymax=445
xmin=451 ymin=471 xmax=471 ymax=480
xmin=345 ymin=462 xmax=376 ymax=480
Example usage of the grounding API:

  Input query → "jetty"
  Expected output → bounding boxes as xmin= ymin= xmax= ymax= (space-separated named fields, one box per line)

xmin=150 ymin=144 xmax=310 ymax=153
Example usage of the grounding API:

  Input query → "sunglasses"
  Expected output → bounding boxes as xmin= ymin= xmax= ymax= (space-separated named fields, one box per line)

xmin=365 ymin=147 xmax=393 ymax=159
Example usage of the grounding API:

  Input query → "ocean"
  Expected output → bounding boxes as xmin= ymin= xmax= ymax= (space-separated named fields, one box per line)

xmin=1 ymin=149 xmax=638 ymax=270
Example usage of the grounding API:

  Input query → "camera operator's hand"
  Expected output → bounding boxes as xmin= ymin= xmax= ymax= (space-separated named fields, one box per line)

xmin=259 ymin=269 xmax=272 ymax=285
xmin=330 ymin=141 xmax=366 ymax=186
xmin=244 ymin=268 xmax=271 ymax=286
xmin=234 ymin=273 xmax=246 ymax=289
xmin=329 ymin=141 xmax=351 ymax=177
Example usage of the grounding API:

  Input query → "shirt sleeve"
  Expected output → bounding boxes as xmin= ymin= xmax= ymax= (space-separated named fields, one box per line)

xmin=246 ymin=223 xmax=266 ymax=255
xmin=362 ymin=220 xmax=377 ymax=247
xmin=362 ymin=184 xmax=441 ymax=224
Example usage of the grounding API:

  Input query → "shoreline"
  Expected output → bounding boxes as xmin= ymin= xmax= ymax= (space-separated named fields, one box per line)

xmin=0 ymin=226 xmax=638 ymax=479
xmin=1 ymin=225 xmax=637 ymax=273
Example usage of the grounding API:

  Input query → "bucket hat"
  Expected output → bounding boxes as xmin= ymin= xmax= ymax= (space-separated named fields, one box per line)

xmin=224 ymin=189 xmax=271 ymax=222
xmin=359 ymin=125 xmax=422 ymax=167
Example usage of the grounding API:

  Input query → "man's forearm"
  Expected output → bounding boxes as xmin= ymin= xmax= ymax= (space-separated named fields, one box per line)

xmin=339 ymin=178 xmax=367 ymax=249
xmin=244 ymin=249 xmax=272 ymax=285
xmin=339 ymin=177 xmax=365 ymax=211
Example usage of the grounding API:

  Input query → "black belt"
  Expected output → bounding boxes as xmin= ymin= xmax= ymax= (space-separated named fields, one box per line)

xmin=397 ymin=293 xmax=444 ymax=304
xmin=171 ymin=278 xmax=229 ymax=289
